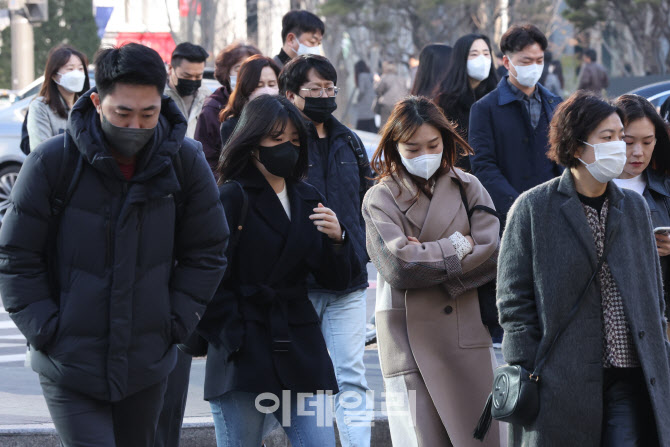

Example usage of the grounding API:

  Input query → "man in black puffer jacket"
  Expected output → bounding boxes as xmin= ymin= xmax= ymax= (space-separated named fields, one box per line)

xmin=0 ymin=43 xmax=228 ymax=446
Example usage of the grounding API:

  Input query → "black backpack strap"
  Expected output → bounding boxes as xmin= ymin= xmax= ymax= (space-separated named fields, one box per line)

xmin=50 ymin=137 xmax=84 ymax=218
xmin=346 ymin=132 xmax=370 ymax=199
xmin=48 ymin=138 xmax=83 ymax=295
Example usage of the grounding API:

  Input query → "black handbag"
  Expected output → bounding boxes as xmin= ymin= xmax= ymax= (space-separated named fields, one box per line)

xmin=451 ymin=178 xmax=500 ymax=331
xmin=473 ymin=246 xmax=608 ymax=440
xmin=177 ymin=180 xmax=249 ymax=357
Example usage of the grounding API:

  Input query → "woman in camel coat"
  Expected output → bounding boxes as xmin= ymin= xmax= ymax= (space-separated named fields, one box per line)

xmin=363 ymin=97 xmax=505 ymax=447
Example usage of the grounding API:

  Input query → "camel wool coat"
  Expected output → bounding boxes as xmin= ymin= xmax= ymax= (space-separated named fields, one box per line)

xmin=363 ymin=168 xmax=505 ymax=447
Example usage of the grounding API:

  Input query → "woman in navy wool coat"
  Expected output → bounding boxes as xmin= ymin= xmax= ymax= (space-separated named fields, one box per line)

xmin=197 ymin=94 xmax=361 ymax=447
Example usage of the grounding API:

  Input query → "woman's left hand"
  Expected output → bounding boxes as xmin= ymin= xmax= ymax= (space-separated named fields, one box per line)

xmin=656 ymin=232 xmax=670 ymax=257
xmin=310 ymin=203 xmax=343 ymax=242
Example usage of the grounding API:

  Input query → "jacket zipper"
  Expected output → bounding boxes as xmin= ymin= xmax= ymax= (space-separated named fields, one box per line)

xmin=105 ymin=206 xmax=112 ymax=268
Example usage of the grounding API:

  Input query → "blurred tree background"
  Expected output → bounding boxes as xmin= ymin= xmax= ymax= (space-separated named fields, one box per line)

xmin=0 ymin=0 xmax=100 ymax=88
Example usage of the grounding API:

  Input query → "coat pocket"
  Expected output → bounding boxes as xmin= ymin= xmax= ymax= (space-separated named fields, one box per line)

xmin=376 ymin=308 xmax=419 ymax=378
xmin=456 ymin=289 xmax=493 ymax=348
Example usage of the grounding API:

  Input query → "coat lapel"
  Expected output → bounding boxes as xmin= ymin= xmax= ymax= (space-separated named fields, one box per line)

xmin=557 ymin=170 xmax=598 ymax=268
xmin=252 ymin=186 xmax=291 ymax=238
xmin=266 ymin=181 xmax=320 ymax=283
xmin=388 ymin=174 xmax=428 ymax=231
xmin=417 ymin=172 xmax=464 ymax=241
xmin=240 ymin=166 xmax=291 ymax=239
xmin=605 ymin=182 xmax=625 ymax=249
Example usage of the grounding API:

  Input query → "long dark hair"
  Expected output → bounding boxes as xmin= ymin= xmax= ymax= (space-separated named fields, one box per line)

xmin=217 ymin=95 xmax=309 ymax=183
xmin=615 ymin=94 xmax=670 ymax=177
xmin=38 ymin=44 xmax=90 ymax=119
xmin=219 ymin=55 xmax=280 ymax=122
xmin=410 ymin=44 xmax=452 ymax=98
xmin=371 ymin=96 xmax=473 ymax=196
xmin=433 ymin=34 xmax=498 ymax=110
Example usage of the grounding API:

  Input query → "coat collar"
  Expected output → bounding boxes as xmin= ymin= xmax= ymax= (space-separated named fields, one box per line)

xmin=645 ymin=169 xmax=670 ymax=198
xmin=236 ymin=164 xmax=323 ymax=283
xmin=557 ymin=169 xmax=625 ymax=267
xmin=496 ymin=75 xmax=561 ymax=107
xmin=384 ymin=168 xmax=471 ymax=238
xmin=203 ymin=86 xmax=230 ymax=110
xmin=305 ymin=114 xmax=351 ymax=141
xmin=67 ymin=88 xmax=187 ymax=184
xmin=237 ymin=164 xmax=290 ymax=238
xmin=236 ymin=164 xmax=323 ymax=248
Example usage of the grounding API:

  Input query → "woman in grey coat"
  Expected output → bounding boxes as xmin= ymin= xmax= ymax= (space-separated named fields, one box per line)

xmin=498 ymin=90 xmax=670 ymax=446
xmin=27 ymin=45 xmax=90 ymax=151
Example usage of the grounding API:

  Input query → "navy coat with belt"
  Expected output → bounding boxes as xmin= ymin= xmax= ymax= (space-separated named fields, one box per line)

xmin=199 ymin=165 xmax=361 ymax=400
xmin=469 ymin=77 xmax=563 ymax=222
xmin=0 ymin=89 xmax=228 ymax=402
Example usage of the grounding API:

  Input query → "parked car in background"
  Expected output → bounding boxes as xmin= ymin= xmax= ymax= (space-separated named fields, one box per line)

xmin=626 ymin=80 xmax=670 ymax=109
xmin=0 ymin=72 xmax=220 ymax=224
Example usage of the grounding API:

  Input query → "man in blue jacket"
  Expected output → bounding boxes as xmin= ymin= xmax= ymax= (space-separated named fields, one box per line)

xmin=469 ymin=24 xmax=563 ymax=225
xmin=280 ymin=54 xmax=373 ymax=447
xmin=0 ymin=43 xmax=228 ymax=446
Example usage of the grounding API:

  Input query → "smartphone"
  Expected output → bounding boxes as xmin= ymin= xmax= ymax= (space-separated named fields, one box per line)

xmin=654 ymin=227 xmax=670 ymax=235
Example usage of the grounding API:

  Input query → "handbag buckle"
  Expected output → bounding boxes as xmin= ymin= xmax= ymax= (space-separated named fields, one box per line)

xmin=528 ymin=373 xmax=539 ymax=382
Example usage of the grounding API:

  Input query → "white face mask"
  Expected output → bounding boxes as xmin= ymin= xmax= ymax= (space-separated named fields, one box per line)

xmin=249 ymin=86 xmax=279 ymax=101
xmin=56 ymin=70 xmax=86 ymax=93
xmin=296 ymin=42 xmax=322 ymax=56
xmin=400 ymin=152 xmax=443 ymax=180
xmin=466 ymin=55 xmax=491 ymax=82
xmin=578 ymin=140 xmax=627 ymax=184
xmin=229 ymin=75 xmax=237 ymax=90
xmin=508 ymin=59 xmax=543 ymax=88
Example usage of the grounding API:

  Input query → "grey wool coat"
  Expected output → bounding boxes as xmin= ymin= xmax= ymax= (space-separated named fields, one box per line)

xmin=498 ymin=169 xmax=670 ymax=446
xmin=363 ymin=168 xmax=505 ymax=447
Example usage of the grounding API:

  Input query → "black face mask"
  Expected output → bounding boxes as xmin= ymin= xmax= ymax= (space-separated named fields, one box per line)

xmin=100 ymin=114 xmax=155 ymax=158
xmin=175 ymin=77 xmax=201 ymax=97
xmin=301 ymin=96 xmax=337 ymax=123
xmin=258 ymin=141 xmax=300 ymax=178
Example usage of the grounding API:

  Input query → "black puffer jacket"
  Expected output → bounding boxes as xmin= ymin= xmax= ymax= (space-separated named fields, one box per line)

xmin=0 ymin=89 xmax=228 ymax=402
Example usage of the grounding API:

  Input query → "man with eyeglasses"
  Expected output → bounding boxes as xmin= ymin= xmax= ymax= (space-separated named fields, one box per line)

xmin=279 ymin=54 xmax=373 ymax=447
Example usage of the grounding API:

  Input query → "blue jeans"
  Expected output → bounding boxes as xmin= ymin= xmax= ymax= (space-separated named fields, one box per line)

xmin=309 ymin=288 xmax=371 ymax=447
xmin=209 ymin=391 xmax=335 ymax=447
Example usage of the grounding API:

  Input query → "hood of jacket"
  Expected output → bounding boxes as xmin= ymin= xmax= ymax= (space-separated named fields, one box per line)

xmin=67 ymin=87 xmax=188 ymax=183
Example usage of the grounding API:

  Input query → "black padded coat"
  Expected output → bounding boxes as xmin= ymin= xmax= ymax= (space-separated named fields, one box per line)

xmin=0 ymin=89 xmax=228 ymax=402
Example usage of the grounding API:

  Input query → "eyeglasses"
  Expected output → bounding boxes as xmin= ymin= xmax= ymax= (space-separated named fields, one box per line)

xmin=299 ymin=87 xmax=339 ymax=98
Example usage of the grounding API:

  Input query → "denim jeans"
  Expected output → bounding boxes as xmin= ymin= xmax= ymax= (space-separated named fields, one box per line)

xmin=309 ymin=288 xmax=371 ymax=447
xmin=209 ymin=391 xmax=336 ymax=447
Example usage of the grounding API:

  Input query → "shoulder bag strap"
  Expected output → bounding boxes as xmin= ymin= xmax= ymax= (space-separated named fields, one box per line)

xmin=452 ymin=177 xmax=499 ymax=224
xmin=531 ymin=246 xmax=610 ymax=380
